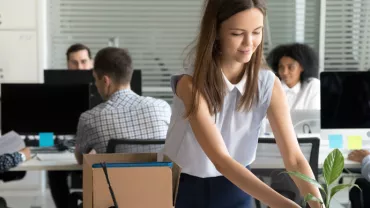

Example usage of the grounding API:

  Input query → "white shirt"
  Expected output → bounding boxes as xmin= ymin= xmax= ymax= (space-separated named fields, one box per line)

xmin=163 ymin=68 xmax=275 ymax=178
xmin=282 ymin=78 xmax=320 ymax=110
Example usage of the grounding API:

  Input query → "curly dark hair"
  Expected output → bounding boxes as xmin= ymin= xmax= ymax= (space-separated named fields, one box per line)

xmin=266 ymin=43 xmax=319 ymax=83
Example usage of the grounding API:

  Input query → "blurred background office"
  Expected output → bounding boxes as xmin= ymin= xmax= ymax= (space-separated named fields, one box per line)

xmin=0 ymin=0 xmax=370 ymax=208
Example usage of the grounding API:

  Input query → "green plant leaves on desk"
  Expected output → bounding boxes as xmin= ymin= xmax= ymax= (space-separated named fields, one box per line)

xmin=285 ymin=148 xmax=360 ymax=208
xmin=323 ymin=149 xmax=344 ymax=185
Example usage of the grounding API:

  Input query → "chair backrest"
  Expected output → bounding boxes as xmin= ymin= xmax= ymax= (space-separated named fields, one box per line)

xmin=256 ymin=137 xmax=320 ymax=178
xmin=106 ymin=139 xmax=165 ymax=154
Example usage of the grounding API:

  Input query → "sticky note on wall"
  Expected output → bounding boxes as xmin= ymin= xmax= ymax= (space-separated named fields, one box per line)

xmin=348 ymin=136 xmax=362 ymax=150
xmin=39 ymin=132 xmax=54 ymax=147
xmin=328 ymin=135 xmax=343 ymax=148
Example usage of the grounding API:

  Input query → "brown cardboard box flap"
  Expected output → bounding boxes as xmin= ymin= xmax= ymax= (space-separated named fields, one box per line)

xmin=162 ymin=154 xmax=181 ymax=205
xmin=83 ymin=153 xmax=181 ymax=208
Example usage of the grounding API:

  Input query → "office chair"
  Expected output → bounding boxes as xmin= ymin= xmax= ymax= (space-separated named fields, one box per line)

xmin=252 ymin=137 xmax=320 ymax=208
xmin=70 ymin=138 xmax=165 ymax=208
xmin=0 ymin=197 xmax=7 ymax=208
xmin=106 ymin=139 xmax=165 ymax=154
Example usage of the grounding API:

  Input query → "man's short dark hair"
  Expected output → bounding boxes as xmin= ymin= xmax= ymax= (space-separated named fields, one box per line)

xmin=66 ymin=43 xmax=92 ymax=60
xmin=93 ymin=47 xmax=133 ymax=85
xmin=266 ymin=43 xmax=319 ymax=83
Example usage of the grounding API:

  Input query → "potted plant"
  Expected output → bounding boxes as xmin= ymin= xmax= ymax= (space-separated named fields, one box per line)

xmin=286 ymin=148 xmax=360 ymax=208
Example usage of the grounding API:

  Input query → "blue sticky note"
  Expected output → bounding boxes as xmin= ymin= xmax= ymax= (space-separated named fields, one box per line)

xmin=328 ymin=134 xmax=343 ymax=148
xmin=39 ymin=132 xmax=54 ymax=147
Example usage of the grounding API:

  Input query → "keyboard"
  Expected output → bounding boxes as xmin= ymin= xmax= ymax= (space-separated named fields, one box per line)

xmin=30 ymin=147 xmax=61 ymax=154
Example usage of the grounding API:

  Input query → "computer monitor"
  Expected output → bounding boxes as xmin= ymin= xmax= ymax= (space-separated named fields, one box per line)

xmin=1 ymin=84 xmax=90 ymax=135
xmin=44 ymin=69 xmax=142 ymax=95
xmin=321 ymin=71 xmax=370 ymax=147
xmin=44 ymin=70 xmax=94 ymax=84
xmin=262 ymin=110 xmax=320 ymax=135
xmin=290 ymin=110 xmax=320 ymax=134
xmin=44 ymin=70 xmax=101 ymax=108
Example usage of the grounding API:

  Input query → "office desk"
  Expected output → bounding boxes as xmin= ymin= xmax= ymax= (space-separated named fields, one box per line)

xmin=251 ymin=156 xmax=360 ymax=169
xmin=9 ymin=147 xmax=361 ymax=172
xmin=252 ymin=135 xmax=364 ymax=170
xmin=10 ymin=151 xmax=81 ymax=171
xmin=8 ymin=152 xmax=81 ymax=194
xmin=6 ymin=145 xmax=360 ymax=196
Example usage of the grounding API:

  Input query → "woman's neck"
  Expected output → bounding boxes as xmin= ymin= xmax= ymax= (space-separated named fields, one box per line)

xmin=219 ymin=59 xmax=245 ymax=84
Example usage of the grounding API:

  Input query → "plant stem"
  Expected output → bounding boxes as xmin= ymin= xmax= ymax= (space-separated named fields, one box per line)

xmin=325 ymin=184 xmax=330 ymax=208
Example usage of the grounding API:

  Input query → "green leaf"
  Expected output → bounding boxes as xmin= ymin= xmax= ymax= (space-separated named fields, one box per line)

xmin=330 ymin=184 xmax=361 ymax=203
xmin=285 ymin=171 xmax=324 ymax=191
xmin=304 ymin=193 xmax=324 ymax=205
xmin=323 ymin=149 xmax=344 ymax=185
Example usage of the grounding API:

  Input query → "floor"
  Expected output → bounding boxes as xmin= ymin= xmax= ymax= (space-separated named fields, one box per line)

xmin=0 ymin=189 xmax=350 ymax=208
xmin=0 ymin=173 xmax=354 ymax=208
xmin=254 ymin=189 xmax=350 ymax=208
xmin=0 ymin=190 xmax=55 ymax=208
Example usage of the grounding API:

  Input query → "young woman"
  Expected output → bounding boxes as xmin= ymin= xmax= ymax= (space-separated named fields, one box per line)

xmin=164 ymin=0 xmax=323 ymax=207
xmin=267 ymin=43 xmax=320 ymax=110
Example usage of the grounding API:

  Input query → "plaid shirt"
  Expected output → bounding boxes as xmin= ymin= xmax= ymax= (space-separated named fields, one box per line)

xmin=0 ymin=152 xmax=22 ymax=172
xmin=75 ymin=89 xmax=171 ymax=153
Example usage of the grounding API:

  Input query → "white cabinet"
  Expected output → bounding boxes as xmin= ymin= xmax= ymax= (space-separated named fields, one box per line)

xmin=0 ymin=31 xmax=38 ymax=83
xmin=0 ymin=0 xmax=37 ymax=29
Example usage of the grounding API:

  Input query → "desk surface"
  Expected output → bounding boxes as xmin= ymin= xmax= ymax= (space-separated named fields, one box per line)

xmin=251 ymin=156 xmax=360 ymax=169
xmin=10 ymin=144 xmax=362 ymax=171
xmin=252 ymin=134 xmax=363 ymax=170
xmin=11 ymin=152 xmax=81 ymax=171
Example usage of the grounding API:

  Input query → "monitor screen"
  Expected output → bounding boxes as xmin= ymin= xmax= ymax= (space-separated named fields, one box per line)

xmin=44 ymin=70 xmax=94 ymax=84
xmin=1 ymin=84 xmax=90 ymax=135
xmin=44 ymin=69 xmax=142 ymax=96
xmin=321 ymin=71 xmax=370 ymax=129
xmin=44 ymin=70 xmax=102 ymax=108
xmin=131 ymin=70 xmax=142 ymax=96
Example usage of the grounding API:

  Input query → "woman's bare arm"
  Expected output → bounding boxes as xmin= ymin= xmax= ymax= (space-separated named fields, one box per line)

xmin=267 ymin=77 xmax=324 ymax=208
xmin=176 ymin=75 xmax=300 ymax=208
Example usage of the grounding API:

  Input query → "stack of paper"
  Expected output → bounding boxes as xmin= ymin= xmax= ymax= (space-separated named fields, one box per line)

xmin=0 ymin=131 xmax=25 ymax=155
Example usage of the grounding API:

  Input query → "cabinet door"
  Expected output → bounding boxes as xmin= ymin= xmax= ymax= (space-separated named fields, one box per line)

xmin=0 ymin=0 xmax=36 ymax=29
xmin=0 ymin=31 xmax=38 ymax=83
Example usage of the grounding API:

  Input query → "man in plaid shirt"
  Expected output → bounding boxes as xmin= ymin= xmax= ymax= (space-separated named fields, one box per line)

xmin=74 ymin=47 xmax=171 ymax=164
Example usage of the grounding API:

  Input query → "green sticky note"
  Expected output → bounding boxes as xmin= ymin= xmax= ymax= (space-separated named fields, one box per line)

xmin=347 ymin=136 xmax=362 ymax=150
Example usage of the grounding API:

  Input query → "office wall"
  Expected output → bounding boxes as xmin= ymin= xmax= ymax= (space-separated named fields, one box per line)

xmin=0 ymin=0 xmax=47 ymax=84
xmin=0 ymin=0 xmax=45 ymax=190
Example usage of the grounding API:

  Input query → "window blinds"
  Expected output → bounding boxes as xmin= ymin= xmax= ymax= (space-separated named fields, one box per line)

xmin=48 ymin=0 xmax=320 ymax=103
xmin=264 ymin=0 xmax=320 ymax=53
xmin=324 ymin=0 xmax=370 ymax=71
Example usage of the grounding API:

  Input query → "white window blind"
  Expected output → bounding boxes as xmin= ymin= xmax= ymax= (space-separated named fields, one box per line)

xmin=48 ymin=0 xmax=203 ymax=103
xmin=324 ymin=0 xmax=370 ymax=71
xmin=264 ymin=0 xmax=320 ymax=54
xmin=48 ymin=0 xmax=319 ymax=103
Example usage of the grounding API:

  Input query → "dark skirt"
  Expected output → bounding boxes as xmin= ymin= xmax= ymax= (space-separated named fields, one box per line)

xmin=176 ymin=167 xmax=252 ymax=208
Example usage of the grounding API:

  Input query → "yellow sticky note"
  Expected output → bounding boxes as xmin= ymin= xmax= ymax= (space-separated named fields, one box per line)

xmin=348 ymin=136 xmax=362 ymax=150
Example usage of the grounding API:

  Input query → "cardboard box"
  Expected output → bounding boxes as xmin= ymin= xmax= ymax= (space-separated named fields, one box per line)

xmin=83 ymin=153 xmax=181 ymax=208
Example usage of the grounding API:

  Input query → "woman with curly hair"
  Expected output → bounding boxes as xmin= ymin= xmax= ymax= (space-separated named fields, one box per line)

xmin=267 ymin=43 xmax=320 ymax=110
